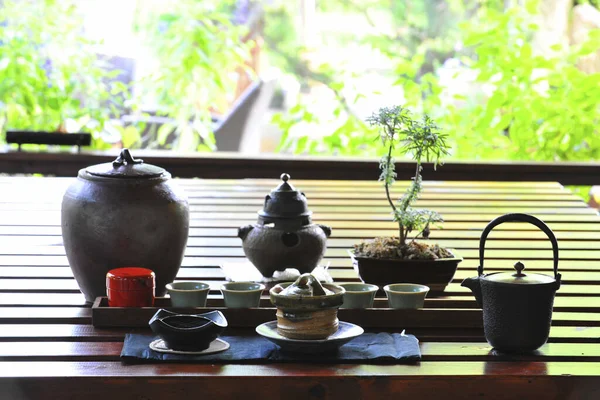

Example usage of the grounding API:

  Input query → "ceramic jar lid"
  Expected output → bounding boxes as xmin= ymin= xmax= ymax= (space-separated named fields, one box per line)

xmin=106 ymin=267 xmax=156 ymax=291
xmin=85 ymin=149 xmax=167 ymax=179
xmin=258 ymin=173 xmax=311 ymax=219
xmin=482 ymin=261 xmax=556 ymax=285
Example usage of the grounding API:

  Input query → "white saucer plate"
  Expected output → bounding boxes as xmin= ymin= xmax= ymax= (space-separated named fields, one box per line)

xmin=149 ymin=338 xmax=230 ymax=355
xmin=255 ymin=321 xmax=364 ymax=353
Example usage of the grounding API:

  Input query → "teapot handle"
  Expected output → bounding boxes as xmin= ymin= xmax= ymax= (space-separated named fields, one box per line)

xmin=478 ymin=213 xmax=560 ymax=285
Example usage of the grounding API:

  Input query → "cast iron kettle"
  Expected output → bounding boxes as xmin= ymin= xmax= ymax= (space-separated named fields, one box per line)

xmin=61 ymin=149 xmax=189 ymax=303
xmin=238 ymin=173 xmax=331 ymax=278
xmin=461 ymin=213 xmax=561 ymax=353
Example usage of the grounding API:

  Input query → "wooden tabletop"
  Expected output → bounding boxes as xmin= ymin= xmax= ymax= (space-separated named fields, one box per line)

xmin=0 ymin=177 xmax=599 ymax=399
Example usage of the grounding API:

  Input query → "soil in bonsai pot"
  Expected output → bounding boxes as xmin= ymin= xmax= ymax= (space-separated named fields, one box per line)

xmin=353 ymin=237 xmax=453 ymax=260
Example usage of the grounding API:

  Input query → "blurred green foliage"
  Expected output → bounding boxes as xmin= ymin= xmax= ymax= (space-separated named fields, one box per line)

xmin=270 ymin=0 xmax=600 ymax=164
xmin=0 ymin=0 xmax=126 ymax=149
xmin=566 ymin=185 xmax=592 ymax=203
xmin=134 ymin=0 xmax=250 ymax=151
xmin=0 ymin=0 xmax=248 ymax=151
xmin=430 ymin=5 xmax=600 ymax=161
xmin=2 ymin=0 xmax=600 ymax=167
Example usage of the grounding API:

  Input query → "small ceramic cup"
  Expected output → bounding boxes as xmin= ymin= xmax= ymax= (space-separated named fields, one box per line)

xmin=384 ymin=283 xmax=430 ymax=309
xmin=166 ymin=281 xmax=210 ymax=308
xmin=339 ymin=283 xmax=379 ymax=308
xmin=221 ymin=282 xmax=265 ymax=308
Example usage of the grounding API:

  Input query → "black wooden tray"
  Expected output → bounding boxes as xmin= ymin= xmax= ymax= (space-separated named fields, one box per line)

xmin=91 ymin=297 xmax=483 ymax=329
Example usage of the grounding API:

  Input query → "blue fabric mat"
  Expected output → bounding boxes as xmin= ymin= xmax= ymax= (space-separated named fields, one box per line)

xmin=121 ymin=332 xmax=421 ymax=364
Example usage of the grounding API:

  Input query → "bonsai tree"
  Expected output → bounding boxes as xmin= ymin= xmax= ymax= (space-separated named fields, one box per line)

xmin=353 ymin=105 xmax=453 ymax=260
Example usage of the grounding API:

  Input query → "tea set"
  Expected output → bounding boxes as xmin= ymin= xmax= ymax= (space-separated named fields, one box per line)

xmin=62 ymin=150 xmax=562 ymax=356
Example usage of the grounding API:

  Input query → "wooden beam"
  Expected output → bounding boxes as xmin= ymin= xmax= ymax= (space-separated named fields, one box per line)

xmin=0 ymin=149 xmax=599 ymax=184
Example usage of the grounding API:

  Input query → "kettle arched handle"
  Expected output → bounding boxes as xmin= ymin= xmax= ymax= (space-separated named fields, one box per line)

xmin=478 ymin=213 xmax=560 ymax=285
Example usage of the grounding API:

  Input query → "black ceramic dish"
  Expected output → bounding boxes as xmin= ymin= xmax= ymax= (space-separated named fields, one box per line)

xmin=149 ymin=309 xmax=228 ymax=351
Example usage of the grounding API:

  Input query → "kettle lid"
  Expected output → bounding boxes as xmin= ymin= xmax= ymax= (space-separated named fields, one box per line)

xmin=483 ymin=261 xmax=556 ymax=285
xmin=85 ymin=149 xmax=166 ymax=179
xmin=258 ymin=173 xmax=311 ymax=219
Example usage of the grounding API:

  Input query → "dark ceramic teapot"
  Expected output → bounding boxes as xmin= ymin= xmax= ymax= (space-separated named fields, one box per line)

xmin=461 ymin=213 xmax=561 ymax=353
xmin=61 ymin=149 xmax=189 ymax=303
xmin=270 ymin=273 xmax=345 ymax=339
xmin=238 ymin=174 xmax=331 ymax=278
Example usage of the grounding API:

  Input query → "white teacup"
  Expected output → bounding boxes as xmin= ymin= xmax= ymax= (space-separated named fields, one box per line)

xmin=384 ymin=283 xmax=430 ymax=309
xmin=339 ymin=283 xmax=379 ymax=308
xmin=166 ymin=281 xmax=210 ymax=307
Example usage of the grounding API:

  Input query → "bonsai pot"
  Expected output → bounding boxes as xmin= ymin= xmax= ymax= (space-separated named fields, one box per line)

xmin=350 ymin=250 xmax=462 ymax=294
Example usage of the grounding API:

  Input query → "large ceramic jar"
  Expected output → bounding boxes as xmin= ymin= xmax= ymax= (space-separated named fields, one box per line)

xmin=238 ymin=173 xmax=331 ymax=278
xmin=61 ymin=149 xmax=189 ymax=303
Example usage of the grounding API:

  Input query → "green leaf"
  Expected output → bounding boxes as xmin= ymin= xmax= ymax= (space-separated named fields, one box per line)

xmin=157 ymin=123 xmax=174 ymax=146
xmin=329 ymin=82 xmax=344 ymax=92
xmin=525 ymin=0 xmax=538 ymax=15
xmin=121 ymin=126 xmax=141 ymax=148
xmin=550 ymin=44 xmax=562 ymax=52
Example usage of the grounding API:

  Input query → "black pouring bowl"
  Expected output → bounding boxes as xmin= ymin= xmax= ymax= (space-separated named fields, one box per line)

xmin=149 ymin=309 xmax=228 ymax=351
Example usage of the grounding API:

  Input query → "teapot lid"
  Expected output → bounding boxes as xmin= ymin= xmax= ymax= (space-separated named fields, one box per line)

xmin=258 ymin=173 xmax=311 ymax=219
xmin=269 ymin=273 xmax=345 ymax=310
xmin=483 ymin=261 xmax=556 ymax=285
xmin=85 ymin=149 xmax=166 ymax=179
xmin=279 ymin=273 xmax=334 ymax=297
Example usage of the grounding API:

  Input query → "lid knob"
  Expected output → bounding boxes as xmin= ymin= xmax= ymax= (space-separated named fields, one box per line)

xmin=514 ymin=261 xmax=525 ymax=277
xmin=281 ymin=173 xmax=290 ymax=182
xmin=85 ymin=148 xmax=165 ymax=179
xmin=113 ymin=148 xmax=143 ymax=167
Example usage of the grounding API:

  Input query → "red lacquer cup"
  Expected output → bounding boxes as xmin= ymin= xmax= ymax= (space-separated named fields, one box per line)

xmin=106 ymin=267 xmax=155 ymax=307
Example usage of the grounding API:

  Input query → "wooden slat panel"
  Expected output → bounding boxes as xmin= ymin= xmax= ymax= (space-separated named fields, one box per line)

xmin=0 ymin=185 xmax=574 ymax=197
xmin=0 ymin=307 xmax=90 ymax=324
xmin=0 ymin=179 xmax=573 ymax=197
xmin=0 ymin=363 xmax=598 ymax=399
xmin=4 ymin=266 xmax=600 ymax=284
xmin=2 ymin=341 xmax=600 ymax=362
xmin=0 ymin=246 xmax=600 ymax=265
xmin=1 ymin=208 xmax=597 ymax=226
xmin=1 ymin=269 xmax=600 ymax=288
xmin=2 ymin=279 xmax=600 ymax=297
xmin=0 ymin=324 xmax=596 ymax=342
xmin=0 ymin=305 xmax=594 ymax=327
xmin=2 ymin=237 xmax=600 ymax=250
xmin=2 ymin=292 xmax=600 ymax=312
xmin=3 ymin=203 xmax=592 ymax=215
xmin=2 ymin=247 xmax=598 ymax=260
xmin=179 ymin=179 xmax=567 ymax=188
xmin=0 ymin=176 xmax=566 ymax=188
xmin=177 ymin=180 xmax=566 ymax=189
xmin=173 ymin=186 xmax=577 ymax=195
xmin=151 ymin=191 xmax=588 ymax=201
xmin=0 ymin=324 xmax=600 ymax=343
xmin=0 ymin=306 xmax=593 ymax=328
xmin=0 ymin=257 xmax=598 ymax=272
xmin=188 ymin=198 xmax=592 ymax=208
xmin=0 ymin=360 xmax=596 ymax=377
xmin=1 ymin=210 xmax=598 ymax=221
xmin=0 ymin=176 xmax=599 ymax=393
xmin=2 ymin=226 xmax=599 ymax=239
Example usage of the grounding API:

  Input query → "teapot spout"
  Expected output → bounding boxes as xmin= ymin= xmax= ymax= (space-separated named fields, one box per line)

xmin=237 ymin=225 xmax=254 ymax=241
xmin=461 ymin=276 xmax=483 ymax=308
